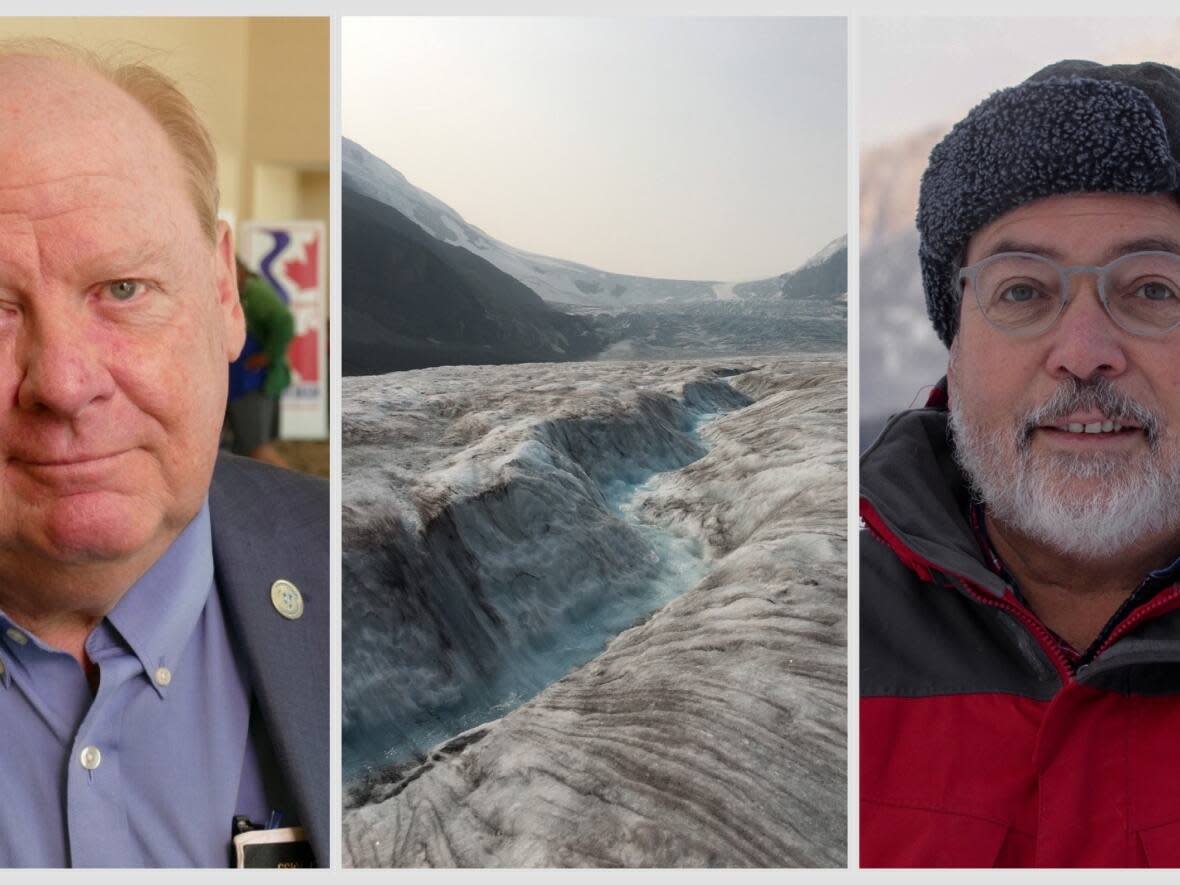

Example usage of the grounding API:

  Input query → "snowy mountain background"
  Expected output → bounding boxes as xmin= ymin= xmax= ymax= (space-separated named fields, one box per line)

xmin=343 ymin=184 xmax=604 ymax=374
xmin=347 ymin=137 xmax=773 ymax=309
xmin=343 ymin=137 xmax=845 ymax=374
xmin=859 ymin=126 xmax=948 ymax=449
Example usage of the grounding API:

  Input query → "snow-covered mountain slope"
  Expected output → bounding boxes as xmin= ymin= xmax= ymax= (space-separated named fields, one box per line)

xmin=723 ymin=234 xmax=846 ymax=302
xmin=801 ymin=234 xmax=846 ymax=269
xmin=344 ymin=137 xmax=839 ymax=309
xmin=343 ymin=183 xmax=603 ymax=374
xmin=342 ymin=355 xmax=846 ymax=867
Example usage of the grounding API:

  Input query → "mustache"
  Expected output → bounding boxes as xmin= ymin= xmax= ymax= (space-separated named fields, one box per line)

xmin=1019 ymin=377 xmax=1162 ymax=448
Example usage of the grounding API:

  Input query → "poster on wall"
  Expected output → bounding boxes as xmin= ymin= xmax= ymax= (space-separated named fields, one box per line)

xmin=240 ymin=220 xmax=327 ymax=440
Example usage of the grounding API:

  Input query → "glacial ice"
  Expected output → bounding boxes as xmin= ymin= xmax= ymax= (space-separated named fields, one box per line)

xmin=342 ymin=354 xmax=846 ymax=867
xmin=342 ymin=361 xmax=751 ymax=778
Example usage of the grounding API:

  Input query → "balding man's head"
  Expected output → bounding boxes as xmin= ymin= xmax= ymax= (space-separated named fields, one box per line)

xmin=0 ymin=39 xmax=219 ymax=242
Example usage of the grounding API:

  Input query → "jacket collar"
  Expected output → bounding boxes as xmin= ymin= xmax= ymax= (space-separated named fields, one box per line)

xmin=860 ymin=387 xmax=1008 ymax=599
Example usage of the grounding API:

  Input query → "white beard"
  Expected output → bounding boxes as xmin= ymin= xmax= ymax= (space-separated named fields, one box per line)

xmin=949 ymin=376 xmax=1180 ymax=559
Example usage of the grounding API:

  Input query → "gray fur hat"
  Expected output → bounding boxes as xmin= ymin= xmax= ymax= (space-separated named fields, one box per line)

xmin=917 ymin=60 xmax=1180 ymax=347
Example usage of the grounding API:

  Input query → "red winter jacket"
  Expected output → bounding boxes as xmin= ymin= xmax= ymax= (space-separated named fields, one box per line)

xmin=860 ymin=398 xmax=1180 ymax=868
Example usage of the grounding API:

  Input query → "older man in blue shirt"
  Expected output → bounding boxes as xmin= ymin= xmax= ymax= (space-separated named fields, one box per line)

xmin=0 ymin=44 xmax=328 ymax=867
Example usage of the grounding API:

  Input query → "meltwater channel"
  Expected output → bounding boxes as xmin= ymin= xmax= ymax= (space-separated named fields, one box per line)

xmin=343 ymin=379 xmax=753 ymax=785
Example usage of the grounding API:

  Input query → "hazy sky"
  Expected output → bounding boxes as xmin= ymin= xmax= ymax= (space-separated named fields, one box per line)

xmin=344 ymin=17 xmax=846 ymax=282
xmin=861 ymin=17 xmax=1180 ymax=148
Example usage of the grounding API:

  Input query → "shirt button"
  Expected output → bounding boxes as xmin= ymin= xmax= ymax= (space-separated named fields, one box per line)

xmin=5 ymin=627 xmax=27 ymax=645
xmin=154 ymin=666 xmax=172 ymax=687
xmin=79 ymin=746 xmax=102 ymax=770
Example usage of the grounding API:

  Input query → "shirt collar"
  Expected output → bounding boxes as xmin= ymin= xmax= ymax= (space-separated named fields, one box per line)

xmin=105 ymin=499 xmax=214 ymax=699
xmin=1147 ymin=554 xmax=1180 ymax=584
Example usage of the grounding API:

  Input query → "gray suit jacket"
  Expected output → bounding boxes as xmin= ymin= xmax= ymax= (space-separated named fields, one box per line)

xmin=208 ymin=455 xmax=329 ymax=865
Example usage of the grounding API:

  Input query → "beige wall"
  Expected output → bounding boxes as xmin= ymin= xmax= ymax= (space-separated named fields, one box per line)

xmin=240 ymin=18 xmax=330 ymax=223
xmin=0 ymin=17 xmax=329 ymax=256
xmin=298 ymin=171 xmax=331 ymax=224
xmin=252 ymin=164 xmax=302 ymax=222
xmin=245 ymin=18 xmax=330 ymax=170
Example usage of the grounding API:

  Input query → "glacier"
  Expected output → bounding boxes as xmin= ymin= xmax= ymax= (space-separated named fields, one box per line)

xmin=342 ymin=353 xmax=846 ymax=867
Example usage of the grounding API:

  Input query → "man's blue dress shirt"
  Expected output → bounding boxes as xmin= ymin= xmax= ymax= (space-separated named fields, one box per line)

xmin=0 ymin=502 xmax=269 ymax=867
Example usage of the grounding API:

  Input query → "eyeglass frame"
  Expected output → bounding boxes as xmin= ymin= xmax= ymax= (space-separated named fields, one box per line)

xmin=956 ymin=250 xmax=1180 ymax=338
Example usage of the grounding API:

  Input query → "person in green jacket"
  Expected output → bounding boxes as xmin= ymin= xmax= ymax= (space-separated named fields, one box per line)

xmin=227 ymin=257 xmax=295 ymax=467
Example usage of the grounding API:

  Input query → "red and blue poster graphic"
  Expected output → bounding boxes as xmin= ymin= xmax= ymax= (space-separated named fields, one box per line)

xmin=241 ymin=221 xmax=328 ymax=440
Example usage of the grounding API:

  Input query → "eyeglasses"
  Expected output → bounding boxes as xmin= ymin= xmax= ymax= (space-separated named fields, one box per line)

xmin=958 ymin=251 xmax=1180 ymax=337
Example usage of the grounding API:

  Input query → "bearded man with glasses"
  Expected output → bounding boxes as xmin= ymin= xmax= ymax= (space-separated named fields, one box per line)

xmin=861 ymin=60 xmax=1180 ymax=868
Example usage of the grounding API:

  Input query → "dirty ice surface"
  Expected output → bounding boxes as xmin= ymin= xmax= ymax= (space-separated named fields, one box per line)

xmin=342 ymin=354 xmax=846 ymax=867
xmin=342 ymin=359 xmax=749 ymax=777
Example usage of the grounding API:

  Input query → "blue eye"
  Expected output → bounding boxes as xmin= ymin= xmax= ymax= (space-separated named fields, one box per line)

xmin=1137 ymin=281 xmax=1177 ymax=302
xmin=107 ymin=280 xmax=143 ymax=301
xmin=1000 ymin=284 xmax=1041 ymax=303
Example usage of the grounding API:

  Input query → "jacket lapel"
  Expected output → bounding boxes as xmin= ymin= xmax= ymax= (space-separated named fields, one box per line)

xmin=209 ymin=455 xmax=330 ymax=865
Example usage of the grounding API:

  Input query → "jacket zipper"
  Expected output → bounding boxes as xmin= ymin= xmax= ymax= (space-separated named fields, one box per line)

xmin=954 ymin=580 xmax=1074 ymax=685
